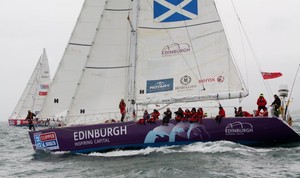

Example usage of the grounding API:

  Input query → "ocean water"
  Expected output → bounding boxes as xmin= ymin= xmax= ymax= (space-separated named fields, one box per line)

xmin=1 ymin=119 xmax=300 ymax=178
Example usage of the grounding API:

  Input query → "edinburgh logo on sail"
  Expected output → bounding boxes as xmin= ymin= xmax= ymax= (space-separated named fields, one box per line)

xmin=147 ymin=78 xmax=174 ymax=93
xmin=225 ymin=122 xmax=254 ymax=136
xmin=162 ymin=43 xmax=191 ymax=57
xmin=154 ymin=0 xmax=198 ymax=22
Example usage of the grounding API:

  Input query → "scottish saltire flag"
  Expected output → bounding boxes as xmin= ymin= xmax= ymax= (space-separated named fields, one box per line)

xmin=154 ymin=0 xmax=198 ymax=22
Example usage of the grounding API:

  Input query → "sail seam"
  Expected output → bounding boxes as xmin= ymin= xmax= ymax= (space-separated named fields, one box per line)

xmin=69 ymin=43 xmax=92 ymax=46
xmin=106 ymin=8 xmax=131 ymax=12
xmin=139 ymin=20 xmax=220 ymax=30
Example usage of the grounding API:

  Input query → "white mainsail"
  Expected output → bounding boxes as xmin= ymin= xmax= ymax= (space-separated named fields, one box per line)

xmin=37 ymin=0 xmax=106 ymax=119
xmin=135 ymin=0 xmax=248 ymax=105
xmin=62 ymin=0 xmax=248 ymax=125
xmin=10 ymin=49 xmax=51 ymax=119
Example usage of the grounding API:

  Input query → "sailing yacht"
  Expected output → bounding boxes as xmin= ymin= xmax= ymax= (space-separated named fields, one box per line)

xmin=28 ymin=0 xmax=300 ymax=153
xmin=9 ymin=49 xmax=51 ymax=127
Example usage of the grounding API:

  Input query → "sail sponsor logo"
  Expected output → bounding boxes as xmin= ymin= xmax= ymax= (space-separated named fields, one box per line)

xmin=73 ymin=126 xmax=127 ymax=147
xmin=154 ymin=0 xmax=198 ymax=22
xmin=217 ymin=76 xmax=225 ymax=82
xmin=40 ymin=84 xmax=49 ymax=89
xmin=175 ymin=75 xmax=197 ymax=90
xmin=225 ymin=122 xmax=254 ymax=136
xmin=198 ymin=76 xmax=225 ymax=83
xmin=147 ymin=78 xmax=173 ymax=93
xmin=33 ymin=132 xmax=59 ymax=150
xmin=162 ymin=43 xmax=190 ymax=57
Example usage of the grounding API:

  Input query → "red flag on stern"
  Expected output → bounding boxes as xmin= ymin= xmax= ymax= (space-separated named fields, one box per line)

xmin=261 ymin=72 xmax=282 ymax=80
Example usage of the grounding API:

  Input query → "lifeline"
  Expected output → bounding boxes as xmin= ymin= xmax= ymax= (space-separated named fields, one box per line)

xmin=74 ymin=126 xmax=127 ymax=141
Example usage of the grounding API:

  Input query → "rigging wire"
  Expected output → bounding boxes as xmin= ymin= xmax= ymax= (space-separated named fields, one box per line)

xmin=214 ymin=0 xmax=248 ymax=104
xmin=179 ymin=9 xmax=203 ymax=89
xmin=229 ymin=0 xmax=273 ymax=98
xmin=284 ymin=64 xmax=300 ymax=118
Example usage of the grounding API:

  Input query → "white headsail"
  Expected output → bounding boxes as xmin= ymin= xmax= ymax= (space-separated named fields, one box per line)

xmin=38 ymin=0 xmax=106 ymax=120
xmin=10 ymin=49 xmax=50 ymax=119
xmin=66 ymin=0 xmax=132 ymax=125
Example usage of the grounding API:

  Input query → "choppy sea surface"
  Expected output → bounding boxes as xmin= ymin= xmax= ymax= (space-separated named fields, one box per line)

xmin=1 ymin=118 xmax=300 ymax=178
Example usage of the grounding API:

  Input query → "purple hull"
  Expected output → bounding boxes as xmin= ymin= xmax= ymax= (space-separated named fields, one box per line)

xmin=28 ymin=117 xmax=300 ymax=153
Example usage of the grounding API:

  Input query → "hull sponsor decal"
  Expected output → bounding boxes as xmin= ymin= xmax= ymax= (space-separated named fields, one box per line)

xmin=33 ymin=132 xmax=59 ymax=150
xmin=225 ymin=122 xmax=254 ymax=136
xmin=73 ymin=126 xmax=127 ymax=147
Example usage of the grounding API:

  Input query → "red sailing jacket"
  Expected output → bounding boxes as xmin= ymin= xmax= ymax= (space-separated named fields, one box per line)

xmin=219 ymin=108 xmax=226 ymax=118
xmin=257 ymin=97 xmax=267 ymax=107
xmin=119 ymin=102 xmax=126 ymax=114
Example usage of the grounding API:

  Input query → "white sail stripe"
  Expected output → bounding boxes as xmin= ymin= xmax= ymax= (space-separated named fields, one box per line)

xmin=154 ymin=0 xmax=196 ymax=21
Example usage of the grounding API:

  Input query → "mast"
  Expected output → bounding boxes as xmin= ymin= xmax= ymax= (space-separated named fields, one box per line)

xmin=128 ymin=0 xmax=139 ymax=120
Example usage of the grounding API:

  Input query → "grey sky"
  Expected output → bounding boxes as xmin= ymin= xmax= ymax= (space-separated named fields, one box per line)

xmin=0 ymin=0 xmax=300 ymax=121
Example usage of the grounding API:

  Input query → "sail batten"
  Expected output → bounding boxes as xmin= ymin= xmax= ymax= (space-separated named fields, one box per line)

xmin=69 ymin=43 xmax=93 ymax=46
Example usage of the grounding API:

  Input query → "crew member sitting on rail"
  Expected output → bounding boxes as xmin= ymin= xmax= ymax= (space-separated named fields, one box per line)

xmin=174 ymin=107 xmax=184 ymax=122
xmin=148 ymin=109 xmax=160 ymax=123
xmin=215 ymin=106 xmax=225 ymax=124
xmin=183 ymin=109 xmax=191 ymax=122
xmin=196 ymin=107 xmax=204 ymax=123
